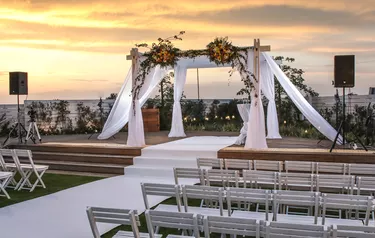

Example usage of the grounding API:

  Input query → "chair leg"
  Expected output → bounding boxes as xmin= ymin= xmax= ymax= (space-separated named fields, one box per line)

xmin=0 ymin=177 xmax=11 ymax=199
xmin=17 ymin=171 xmax=32 ymax=191
xmin=30 ymin=170 xmax=47 ymax=192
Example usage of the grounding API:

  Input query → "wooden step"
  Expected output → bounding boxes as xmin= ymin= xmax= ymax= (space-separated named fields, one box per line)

xmin=31 ymin=160 xmax=126 ymax=175
xmin=31 ymin=152 xmax=133 ymax=165
xmin=10 ymin=144 xmax=142 ymax=156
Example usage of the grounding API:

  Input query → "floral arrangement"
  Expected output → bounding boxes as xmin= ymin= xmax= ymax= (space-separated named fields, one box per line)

xmin=132 ymin=32 xmax=258 ymax=114
xmin=206 ymin=37 xmax=235 ymax=65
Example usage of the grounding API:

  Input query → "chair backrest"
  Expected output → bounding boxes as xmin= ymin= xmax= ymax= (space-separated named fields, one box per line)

xmin=1 ymin=149 xmax=25 ymax=175
xmin=285 ymin=161 xmax=316 ymax=173
xmin=203 ymin=216 xmax=260 ymax=238
xmin=227 ymin=187 xmax=272 ymax=221
xmin=205 ymin=169 xmax=239 ymax=187
xmin=316 ymin=162 xmax=347 ymax=175
xmin=0 ymin=149 xmax=11 ymax=170
xmin=273 ymin=190 xmax=320 ymax=224
xmin=357 ymin=176 xmax=375 ymax=195
xmin=332 ymin=225 xmax=375 ymax=238
xmin=145 ymin=210 xmax=200 ymax=238
xmin=141 ymin=183 xmax=181 ymax=211
xmin=197 ymin=158 xmax=223 ymax=169
xmin=348 ymin=164 xmax=375 ymax=176
xmin=86 ymin=206 xmax=140 ymax=238
xmin=265 ymin=222 xmax=329 ymax=238
xmin=224 ymin=159 xmax=253 ymax=170
xmin=173 ymin=168 xmax=204 ymax=185
xmin=243 ymin=170 xmax=278 ymax=190
xmin=315 ymin=174 xmax=355 ymax=194
xmin=321 ymin=193 xmax=373 ymax=225
xmin=182 ymin=185 xmax=224 ymax=216
xmin=14 ymin=149 xmax=35 ymax=167
xmin=254 ymin=160 xmax=283 ymax=172
xmin=278 ymin=172 xmax=315 ymax=191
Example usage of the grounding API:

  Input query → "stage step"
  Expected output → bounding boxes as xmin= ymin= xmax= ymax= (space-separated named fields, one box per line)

xmin=133 ymin=156 xmax=197 ymax=168
xmin=29 ymin=160 xmax=125 ymax=175
xmin=32 ymin=152 xmax=133 ymax=165
xmin=140 ymin=148 xmax=218 ymax=160
xmin=124 ymin=165 xmax=175 ymax=178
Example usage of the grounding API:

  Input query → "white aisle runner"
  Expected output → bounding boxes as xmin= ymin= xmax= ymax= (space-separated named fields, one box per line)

xmin=0 ymin=136 xmax=235 ymax=238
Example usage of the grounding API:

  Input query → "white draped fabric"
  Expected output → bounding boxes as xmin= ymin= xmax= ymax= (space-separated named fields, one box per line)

xmin=168 ymin=64 xmax=187 ymax=137
xmin=235 ymin=104 xmax=251 ymax=145
xmin=127 ymin=65 xmax=168 ymax=146
xmin=98 ymin=67 xmax=133 ymax=140
xmin=263 ymin=53 xmax=342 ymax=144
xmin=242 ymin=50 xmax=268 ymax=149
xmin=260 ymin=54 xmax=282 ymax=139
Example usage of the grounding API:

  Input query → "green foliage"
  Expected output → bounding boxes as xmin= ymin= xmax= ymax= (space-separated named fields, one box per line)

xmin=106 ymin=93 xmax=118 ymax=100
xmin=0 ymin=113 xmax=10 ymax=136
xmin=76 ymin=102 xmax=99 ymax=133
xmin=26 ymin=101 xmax=54 ymax=134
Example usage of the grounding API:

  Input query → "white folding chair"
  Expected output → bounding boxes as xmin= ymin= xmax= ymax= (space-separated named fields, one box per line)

xmin=316 ymin=174 xmax=355 ymax=194
xmin=0 ymin=149 xmax=19 ymax=188
xmin=273 ymin=190 xmax=320 ymax=225
xmin=348 ymin=164 xmax=375 ymax=177
xmin=285 ymin=161 xmax=316 ymax=174
xmin=243 ymin=170 xmax=278 ymax=190
xmin=13 ymin=149 xmax=48 ymax=192
xmin=357 ymin=176 xmax=375 ymax=196
xmin=321 ymin=193 xmax=373 ymax=226
xmin=86 ymin=206 xmax=153 ymax=238
xmin=332 ymin=224 xmax=375 ymax=238
xmin=197 ymin=158 xmax=223 ymax=170
xmin=228 ymin=187 xmax=273 ymax=221
xmin=278 ymin=172 xmax=315 ymax=191
xmin=254 ymin=160 xmax=283 ymax=172
xmin=141 ymin=183 xmax=182 ymax=212
xmin=265 ymin=222 xmax=329 ymax=238
xmin=0 ymin=171 xmax=13 ymax=199
xmin=145 ymin=210 xmax=200 ymax=238
xmin=316 ymin=162 xmax=348 ymax=175
xmin=203 ymin=215 xmax=260 ymax=238
xmin=182 ymin=185 xmax=225 ymax=216
xmin=205 ymin=169 xmax=239 ymax=188
xmin=224 ymin=159 xmax=253 ymax=170
xmin=173 ymin=168 xmax=204 ymax=185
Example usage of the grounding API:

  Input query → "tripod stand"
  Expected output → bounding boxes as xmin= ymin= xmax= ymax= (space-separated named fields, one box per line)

xmin=2 ymin=94 xmax=27 ymax=147
xmin=330 ymin=87 xmax=368 ymax=152
xmin=25 ymin=120 xmax=42 ymax=144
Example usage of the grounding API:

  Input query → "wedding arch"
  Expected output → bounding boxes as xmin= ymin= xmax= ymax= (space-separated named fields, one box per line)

xmin=98 ymin=33 xmax=341 ymax=149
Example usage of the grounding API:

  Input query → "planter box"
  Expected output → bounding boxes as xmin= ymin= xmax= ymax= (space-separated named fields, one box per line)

xmin=142 ymin=108 xmax=160 ymax=132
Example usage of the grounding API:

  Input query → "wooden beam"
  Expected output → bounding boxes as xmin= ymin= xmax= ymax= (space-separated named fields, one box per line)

xmin=125 ymin=45 xmax=271 ymax=60
xmin=130 ymin=48 xmax=139 ymax=91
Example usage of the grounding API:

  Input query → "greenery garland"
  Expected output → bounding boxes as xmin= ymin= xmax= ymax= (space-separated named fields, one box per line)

xmin=132 ymin=32 xmax=258 ymax=113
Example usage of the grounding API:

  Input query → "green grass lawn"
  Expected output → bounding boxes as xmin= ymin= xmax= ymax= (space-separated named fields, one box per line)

xmin=0 ymin=173 xmax=102 ymax=208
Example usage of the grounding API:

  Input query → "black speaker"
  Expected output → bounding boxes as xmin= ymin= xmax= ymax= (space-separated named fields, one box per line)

xmin=334 ymin=55 xmax=355 ymax=88
xmin=9 ymin=72 xmax=28 ymax=95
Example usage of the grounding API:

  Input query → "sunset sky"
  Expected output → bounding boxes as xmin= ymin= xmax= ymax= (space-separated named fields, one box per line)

xmin=1 ymin=0 xmax=375 ymax=104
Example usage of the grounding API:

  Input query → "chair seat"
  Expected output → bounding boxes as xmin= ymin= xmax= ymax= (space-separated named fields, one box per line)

xmin=114 ymin=230 xmax=162 ymax=238
xmin=0 ymin=171 xmax=13 ymax=179
xmin=276 ymin=214 xmax=317 ymax=225
xmin=154 ymin=204 xmax=180 ymax=212
xmin=7 ymin=164 xmax=49 ymax=171
xmin=318 ymin=217 xmax=364 ymax=226
xmin=187 ymin=206 xmax=228 ymax=217
xmin=231 ymin=210 xmax=271 ymax=221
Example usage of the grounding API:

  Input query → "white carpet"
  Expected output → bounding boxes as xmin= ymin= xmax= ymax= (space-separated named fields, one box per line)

xmin=0 ymin=136 xmax=236 ymax=238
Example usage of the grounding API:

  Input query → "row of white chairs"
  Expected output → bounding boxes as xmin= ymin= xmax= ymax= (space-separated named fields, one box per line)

xmin=174 ymin=168 xmax=375 ymax=195
xmin=141 ymin=183 xmax=374 ymax=226
xmin=197 ymin=158 xmax=375 ymax=176
xmin=87 ymin=207 xmax=375 ymax=238
xmin=0 ymin=149 xmax=49 ymax=197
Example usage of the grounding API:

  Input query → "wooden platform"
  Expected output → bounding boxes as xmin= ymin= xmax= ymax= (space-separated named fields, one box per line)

xmin=218 ymin=147 xmax=375 ymax=164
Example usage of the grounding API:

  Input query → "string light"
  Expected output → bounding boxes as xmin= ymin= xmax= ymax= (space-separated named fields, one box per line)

xmin=232 ymin=115 xmax=235 ymax=119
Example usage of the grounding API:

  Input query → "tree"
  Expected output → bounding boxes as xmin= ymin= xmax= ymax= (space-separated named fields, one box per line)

xmin=273 ymin=56 xmax=319 ymax=125
xmin=106 ymin=93 xmax=118 ymax=100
